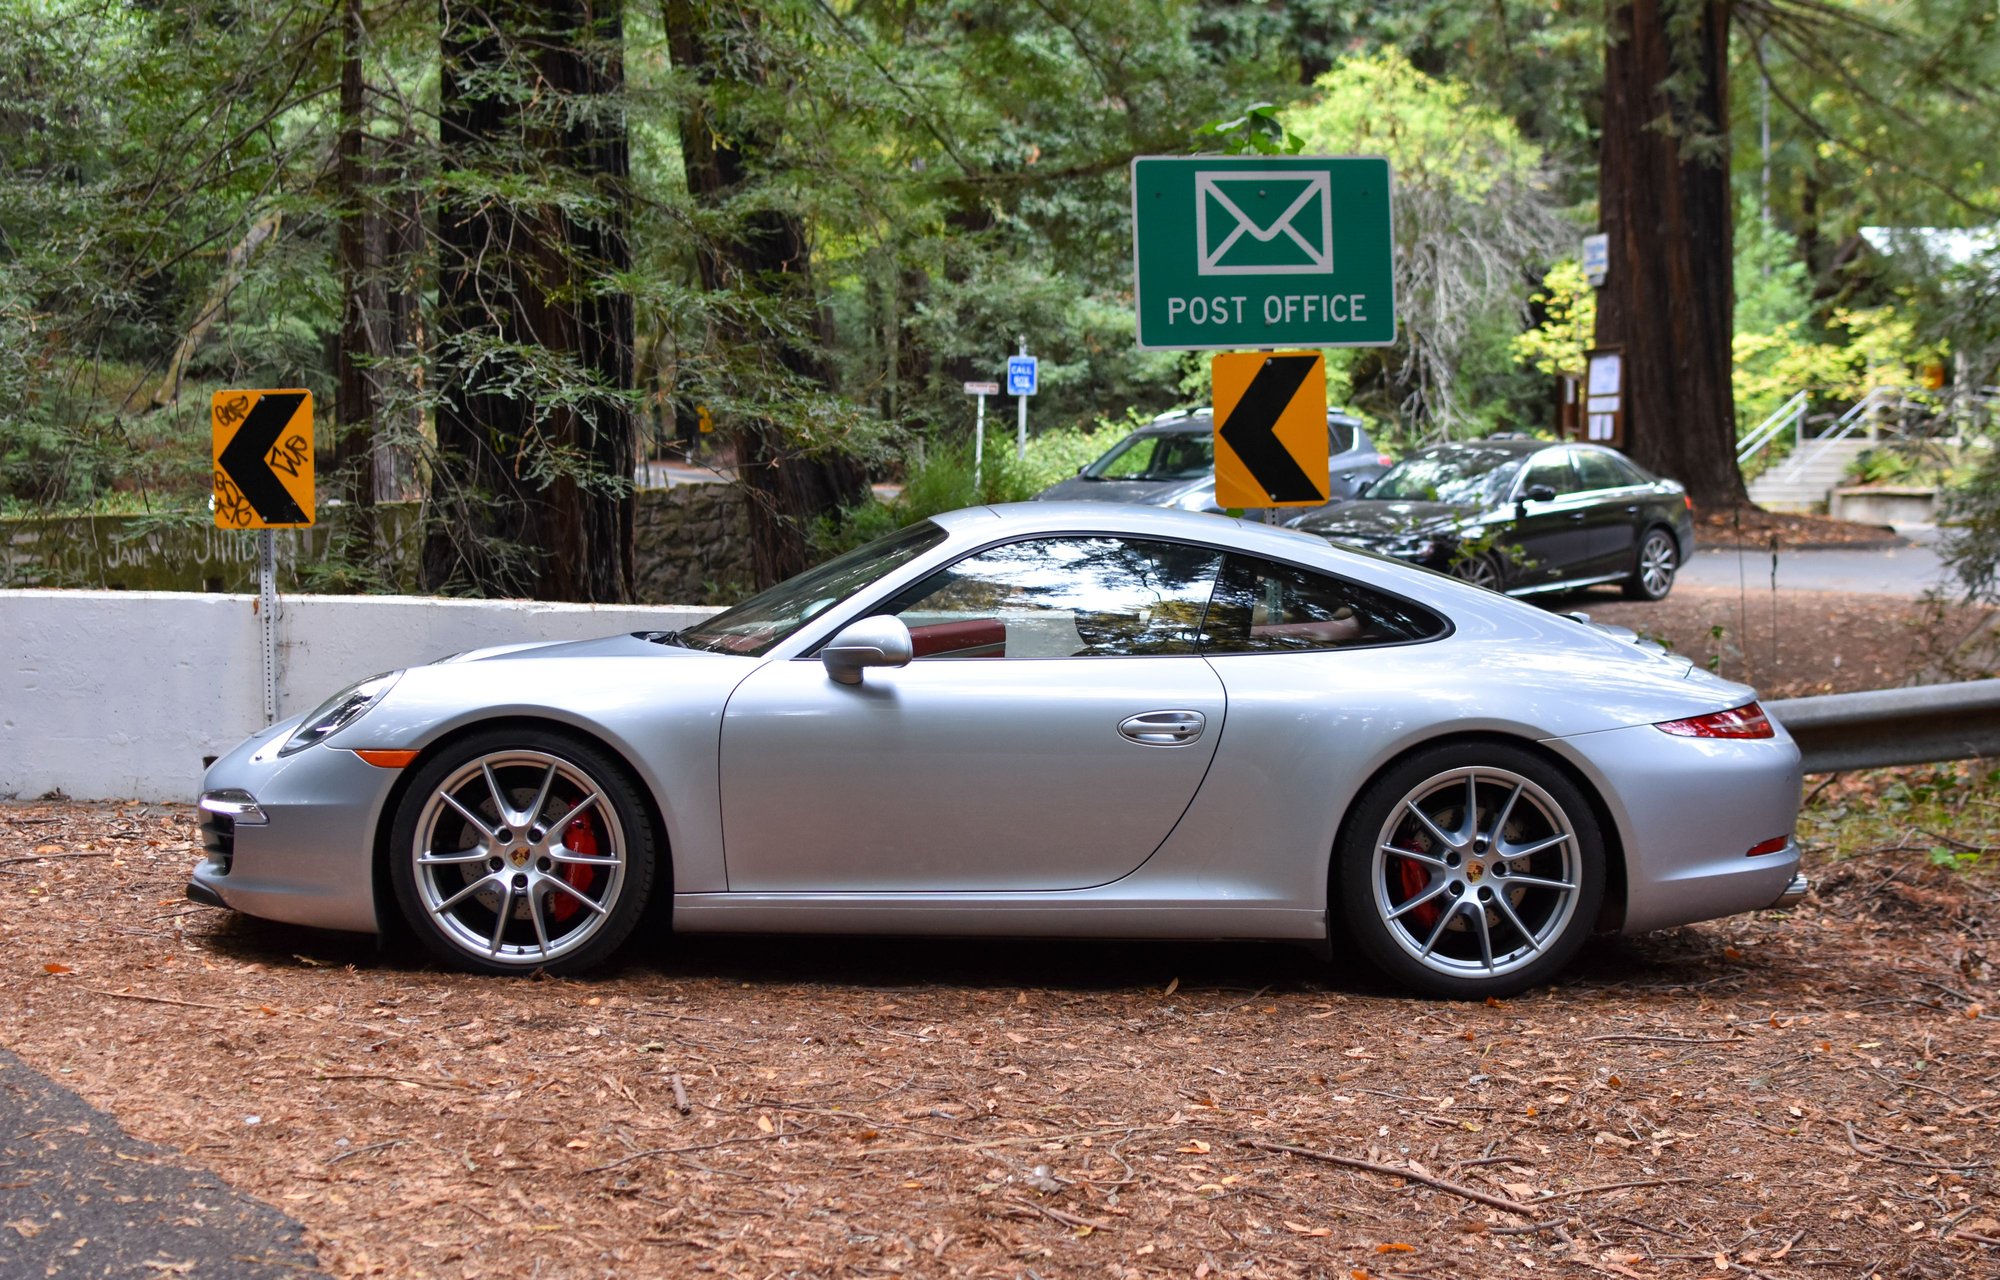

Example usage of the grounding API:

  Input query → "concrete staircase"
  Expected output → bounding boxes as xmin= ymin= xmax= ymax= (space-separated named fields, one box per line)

xmin=1746 ymin=437 xmax=1872 ymax=512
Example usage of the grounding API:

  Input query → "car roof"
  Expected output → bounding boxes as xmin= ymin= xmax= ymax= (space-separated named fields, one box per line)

xmin=1140 ymin=409 xmax=1363 ymax=436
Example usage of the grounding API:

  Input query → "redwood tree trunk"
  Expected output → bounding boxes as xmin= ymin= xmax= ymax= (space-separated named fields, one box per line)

xmin=425 ymin=0 xmax=634 ymax=601
xmin=665 ymin=0 xmax=865 ymax=587
xmin=1595 ymin=0 xmax=1746 ymax=508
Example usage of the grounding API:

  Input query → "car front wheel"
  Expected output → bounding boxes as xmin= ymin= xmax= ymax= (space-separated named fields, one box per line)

xmin=1336 ymin=742 xmax=1604 ymax=998
xmin=388 ymin=729 xmax=657 ymax=975
xmin=1622 ymin=528 xmax=1678 ymax=601
xmin=1447 ymin=551 xmax=1504 ymax=592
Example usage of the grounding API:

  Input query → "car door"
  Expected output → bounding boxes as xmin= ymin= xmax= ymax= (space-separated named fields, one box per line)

xmin=1573 ymin=448 xmax=1650 ymax=575
xmin=1505 ymin=449 xmax=1594 ymax=586
xmin=718 ymin=535 xmax=1228 ymax=893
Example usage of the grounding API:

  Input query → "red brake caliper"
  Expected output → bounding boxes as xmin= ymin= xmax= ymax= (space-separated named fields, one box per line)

xmin=549 ymin=811 xmax=599 ymax=924
xmin=1394 ymin=829 xmax=1441 ymax=932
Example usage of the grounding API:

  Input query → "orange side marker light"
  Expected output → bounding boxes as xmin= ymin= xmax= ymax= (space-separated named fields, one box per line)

xmin=353 ymin=749 xmax=420 ymax=769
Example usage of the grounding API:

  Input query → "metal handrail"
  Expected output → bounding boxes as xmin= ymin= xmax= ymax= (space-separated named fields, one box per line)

xmin=1735 ymin=390 xmax=1808 ymax=465
xmin=1757 ymin=387 xmax=1892 ymax=483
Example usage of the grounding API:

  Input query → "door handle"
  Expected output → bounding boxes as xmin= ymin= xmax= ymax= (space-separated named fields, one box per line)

xmin=1568 ymin=511 xmax=1586 ymax=521
xmin=1118 ymin=710 xmax=1206 ymax=746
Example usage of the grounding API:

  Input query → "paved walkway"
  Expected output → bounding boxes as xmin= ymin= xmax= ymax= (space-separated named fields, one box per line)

xmin=1683 ymin=528 xmax=1949 ymax=598
xmin=0 ymin=1046 xmax=322 ymax=1278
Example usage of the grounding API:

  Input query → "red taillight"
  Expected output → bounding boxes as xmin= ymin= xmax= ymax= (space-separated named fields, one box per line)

xmin=1655 ymin=701 xmax=1774 ymax=739
xmin=1378 ymin=454 xmax=1394 ymax=466
xmin=1745 ymin=835 xmax=1789 ymax=858
xmin=1684 ymin=494 xmax=1695 ymax=512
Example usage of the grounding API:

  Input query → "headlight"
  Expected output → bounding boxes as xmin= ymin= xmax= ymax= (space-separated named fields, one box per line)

xmin=1381 ymin=537 xmax=1438 ymax=560
xmin=279 ymin=672 xmax=401 ymax=756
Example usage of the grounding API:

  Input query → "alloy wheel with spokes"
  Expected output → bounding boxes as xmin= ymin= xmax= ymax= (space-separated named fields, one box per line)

xmin=1337 ymin=743 xmax=1604 ymax=997
xmin=389 ymin=730 xmax=656 ymax=975
xmin=1448 ymin=552 xmax=1503 ymax=593
xmin=1624 ymin=529 xmax=1678 ymax=601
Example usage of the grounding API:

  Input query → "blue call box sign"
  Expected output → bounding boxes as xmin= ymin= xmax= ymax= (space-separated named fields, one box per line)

xmin=1007 ymin=356 xmax=1038 ymax=396
xmin=1130 ymin=155 xmax=1396 ymax=351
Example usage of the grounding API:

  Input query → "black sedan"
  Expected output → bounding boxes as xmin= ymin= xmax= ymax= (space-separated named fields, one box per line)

xmin=1285 ymin=439 xmax=1695 ymax=601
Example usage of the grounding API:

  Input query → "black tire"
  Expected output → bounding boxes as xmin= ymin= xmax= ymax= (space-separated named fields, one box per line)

xmin=1621 ymin=527 xmax=1679 ymax=601
xmin=1335 ymin=741 xmax=1604 ymax=999
xmin=388 ymin=728 xmax=657 ymax=976
xmin=1448 ymin=551 xmax=1504 ymax=593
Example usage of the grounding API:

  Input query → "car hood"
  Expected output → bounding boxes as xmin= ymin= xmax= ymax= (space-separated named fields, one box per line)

xmin=1033 ymin=475 xmax=1207 ymax=507
xmin=437 ymin=632 xmax=729 ymax=664
xmin=1292 ymin=498 xmax=1469 ymax=539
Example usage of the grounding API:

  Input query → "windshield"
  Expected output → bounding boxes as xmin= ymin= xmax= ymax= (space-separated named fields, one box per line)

xmin=1367 ymin=446 xmax=1526 ymax=506
xmin=679 ymin=520 xmax=949 ymax=657
xmin=1082 ymin=430 xmax=1213 ymax=481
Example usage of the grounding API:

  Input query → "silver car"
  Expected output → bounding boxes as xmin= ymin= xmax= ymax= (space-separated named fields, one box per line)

xmin=191 ymin=503 xmax=1805 ymax=998
xmin=1032 ymin=409 xmax=1392 ymax=514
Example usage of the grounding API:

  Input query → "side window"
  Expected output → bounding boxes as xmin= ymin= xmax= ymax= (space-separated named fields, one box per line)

xmin=882 ymin=537 xmax=1222 ymax=659
xmin=1521 ymin=451 xmax=1579 ymax=497
xmin=1201 ymin=554 xmax=1446 ymax=654
xmin=1328 ymin=419 xmax=1356 ymax=454
xmin=1096 ymin=438 xmax=1160 ymax=479
xmin=1574 ymin=449 xmax=1635 ymax=492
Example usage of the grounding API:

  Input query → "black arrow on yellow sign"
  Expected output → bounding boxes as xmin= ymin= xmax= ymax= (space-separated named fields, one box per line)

xmin=217 ymin=391 xmax=309 ymax=525
xmin=1218 ymin=354 xmax=1323 ymax=503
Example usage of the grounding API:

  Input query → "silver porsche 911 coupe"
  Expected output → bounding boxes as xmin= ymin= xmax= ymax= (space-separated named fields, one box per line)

xmin=191 ymin=503 xmax=1806 ymax=998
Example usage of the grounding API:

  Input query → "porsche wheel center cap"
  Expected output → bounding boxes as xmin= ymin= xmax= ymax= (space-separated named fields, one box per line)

xmin=1466 ymin=861 xmax=1484 ymax=882
xmin=511 ymin=850 xmax=529 ymax=867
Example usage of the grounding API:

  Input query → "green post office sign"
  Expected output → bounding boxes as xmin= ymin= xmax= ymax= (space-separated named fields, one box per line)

xmin=1130 ymin=155 xmax=1396 ymax=351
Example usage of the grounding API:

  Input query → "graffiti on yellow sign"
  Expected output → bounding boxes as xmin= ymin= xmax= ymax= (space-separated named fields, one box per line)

xmin=212 ymin=389 xmax=315 ymax=529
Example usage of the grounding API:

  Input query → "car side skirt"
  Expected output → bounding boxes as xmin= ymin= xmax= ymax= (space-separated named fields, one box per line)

xmin=671 ymin=894 xmax=1326 ymax=940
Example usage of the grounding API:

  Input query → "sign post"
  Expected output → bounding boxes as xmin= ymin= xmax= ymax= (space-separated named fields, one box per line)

xmin=1006 ymin=340 xmax=1038 ymax=460
xmin=963 ymin=380 xmax=1001 ymax=491
xmin=212 ymin=389 xmax=315 ymax=724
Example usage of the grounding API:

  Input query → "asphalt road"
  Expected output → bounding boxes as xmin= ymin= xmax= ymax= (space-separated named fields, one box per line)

xmin=1681 ymin=529 xmax=1947 ymax=598
xmin=0 ymin=1046 xmax=323 ymax=1278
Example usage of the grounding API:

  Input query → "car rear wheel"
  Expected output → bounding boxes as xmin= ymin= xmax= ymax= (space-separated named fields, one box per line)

xmin=389 ymin=729 xmax=656 ymax=976
xmin=1336 ymin=742 xmax=1604 ymax=998
xmin=1448 ymin=551 xmax=1503 ymax=592
xmin=1622 ymin=528 xmax=1678 ymax=601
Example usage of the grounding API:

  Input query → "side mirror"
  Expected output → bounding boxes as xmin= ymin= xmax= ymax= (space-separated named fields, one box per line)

xmin=822 ymin=616 xmax=913 ymax=685
xmin=1354 ymin=478 xmax=1374 ymax=497
xmin=1522 ymin=484 xmax=1557 ymax=503
xmin=1076 ymin=464 xmax=1088 ymax=475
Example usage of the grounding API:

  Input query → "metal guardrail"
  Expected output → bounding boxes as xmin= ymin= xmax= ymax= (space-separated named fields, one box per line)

xmin=1766 ymin=680 xmax=2000 ymax=773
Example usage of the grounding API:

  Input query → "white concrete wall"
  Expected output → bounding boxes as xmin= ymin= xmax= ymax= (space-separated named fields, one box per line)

xmin=0 ymin=591 xmax=720 ymax=803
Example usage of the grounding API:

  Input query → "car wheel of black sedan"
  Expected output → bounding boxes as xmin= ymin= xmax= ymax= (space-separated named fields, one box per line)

xmin=1622 ymin=528 xmax=1679 ymax=601
xmin=389 ymin=729 xmax=657 ymax=975
xmin=1336 ymin=742 xmax=1605 ymax=999
xmin=1448 ymin=551 xmax=1503 ymax=593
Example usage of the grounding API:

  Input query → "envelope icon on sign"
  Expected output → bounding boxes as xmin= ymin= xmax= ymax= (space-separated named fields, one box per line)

xmin=1195 ymin=170 xmax=1334 ymax=276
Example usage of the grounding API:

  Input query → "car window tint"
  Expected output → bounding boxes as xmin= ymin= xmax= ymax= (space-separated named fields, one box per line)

xmin=1201 ymin=554 xmax=1446 ymax=654
xmin=1328 ymin=420 xmax=1355 ymax=453
xmin=1521 ymin=451 xmax=1579 ymax=496
xmin=883 ymin=537 xmax=1223 ymax=658
xmin=1575 ymin=450 xmax=1637 ymax=491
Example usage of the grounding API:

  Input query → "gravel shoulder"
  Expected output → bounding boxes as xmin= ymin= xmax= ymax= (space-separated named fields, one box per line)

xmin=1 ymin=786 xmax=1996 ymax=1279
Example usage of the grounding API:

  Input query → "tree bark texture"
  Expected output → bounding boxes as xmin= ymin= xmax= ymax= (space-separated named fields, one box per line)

xmin=664 ymin=0 xmax=865 ymax=588
xmin=427 ymin=0 xmax=635 ymax=602
xmin=1595 ymin=0 xmax=1746 ymax=508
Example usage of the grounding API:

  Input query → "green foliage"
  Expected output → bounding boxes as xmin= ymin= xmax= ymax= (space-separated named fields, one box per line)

xmin=1282 ymin=49 xmax=1564 ymax=432
xmin=1195 ymin=103 xmax=1305 ymax=155
xmin=1511 ymin=260 xmax=1597 ymax=379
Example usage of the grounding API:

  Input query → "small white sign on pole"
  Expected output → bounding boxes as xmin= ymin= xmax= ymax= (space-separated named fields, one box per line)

xmin=963 ymin=382 xmax=999 ymax=491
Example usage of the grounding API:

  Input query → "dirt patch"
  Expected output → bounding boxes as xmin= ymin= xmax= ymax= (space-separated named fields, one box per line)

xmin=1697 ymin=504 xmax=1905 ymax=550
xmin=1564 ymin=583 xmax=1997 ymax=699
xmin=1 ymin=799 xmax=1996 ymax=1280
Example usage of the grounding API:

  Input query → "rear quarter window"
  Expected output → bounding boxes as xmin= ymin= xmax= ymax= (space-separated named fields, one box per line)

xmin=1201 ymin=553 xmax=1447 ymax=654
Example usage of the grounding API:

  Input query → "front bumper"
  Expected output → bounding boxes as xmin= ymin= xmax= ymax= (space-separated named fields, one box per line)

xmin=188 ymin=723 xmax=398 ymax=935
